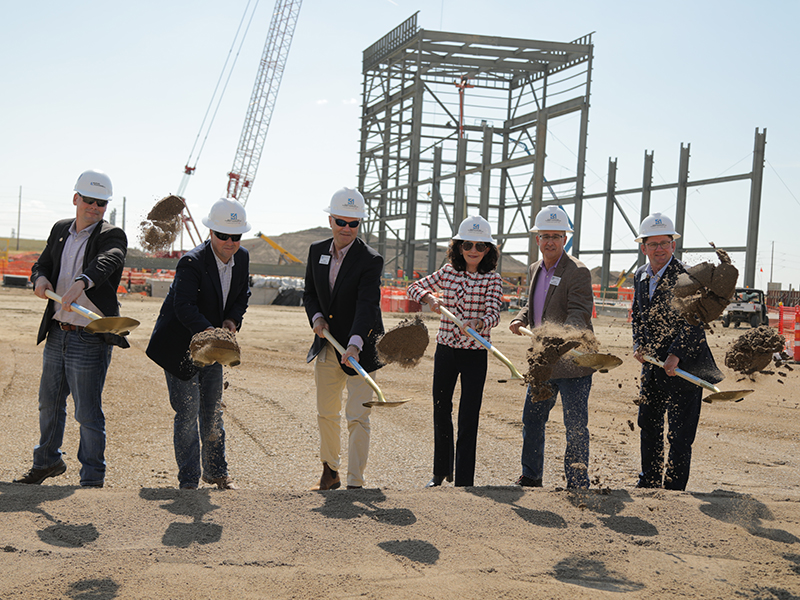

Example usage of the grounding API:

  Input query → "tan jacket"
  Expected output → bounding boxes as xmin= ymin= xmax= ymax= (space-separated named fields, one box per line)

xmin=513 ymin=252 xmax=595 ymax=379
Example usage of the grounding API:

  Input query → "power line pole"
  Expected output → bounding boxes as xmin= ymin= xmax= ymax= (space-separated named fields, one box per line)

xmin=16 ymin=186 xmax=21 ymax=250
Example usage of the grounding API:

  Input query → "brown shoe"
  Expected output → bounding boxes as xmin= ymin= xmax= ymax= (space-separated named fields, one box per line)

xmin=202 ymin=474 xmax=238 ymax=490
xmin=310 ymin=463 xmax=341 ymax=491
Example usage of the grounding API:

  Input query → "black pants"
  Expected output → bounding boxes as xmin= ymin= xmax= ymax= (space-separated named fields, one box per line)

xmin=637 ymin=365 xmax=702 ymax=490
xmin=431 ymin=344 xmax=488 ymax=486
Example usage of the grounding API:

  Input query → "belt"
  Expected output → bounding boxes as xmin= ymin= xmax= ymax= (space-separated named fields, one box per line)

xmin=57 ymin=321 xmax=85 ymax=332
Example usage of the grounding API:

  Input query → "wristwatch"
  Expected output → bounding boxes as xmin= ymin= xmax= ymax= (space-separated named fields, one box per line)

xmin=74 ymin=274 xmax=91 ymax=290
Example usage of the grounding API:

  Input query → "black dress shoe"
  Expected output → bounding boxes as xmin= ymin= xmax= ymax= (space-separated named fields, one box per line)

xmin=515 ymin=475 xmax=543 ymax=487
xmin=426 ymin=475 xmax=445 ymax=488
xmin=346 ymin=485 xmax=362 ymax=490
xmin=13 ymin=459 xmax=67 ymax=485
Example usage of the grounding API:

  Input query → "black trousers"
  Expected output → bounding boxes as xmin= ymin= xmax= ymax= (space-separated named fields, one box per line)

xmin=431 ymin=344 xmax=488 ymax=486
xmin=637 ymin=365 xmax=702 ymax=490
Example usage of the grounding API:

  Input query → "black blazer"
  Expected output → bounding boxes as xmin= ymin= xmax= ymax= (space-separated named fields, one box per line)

xmin=31 ymin=218 xmax=127 ymax=345
xmin=632 ymin=257 xmax=723 ymax=384
xmin=303 ymin=237 xmax=384 ymax=375
xmin=146 ymin=240 xmax=250 ymax=380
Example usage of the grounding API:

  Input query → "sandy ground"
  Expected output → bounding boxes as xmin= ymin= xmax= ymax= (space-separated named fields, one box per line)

xmin=1 ymin=286 xmax=799 ymax=599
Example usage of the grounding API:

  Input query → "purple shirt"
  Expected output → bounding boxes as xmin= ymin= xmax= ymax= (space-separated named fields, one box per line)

xmin=532 ymin=253 xmax=563 ymax=327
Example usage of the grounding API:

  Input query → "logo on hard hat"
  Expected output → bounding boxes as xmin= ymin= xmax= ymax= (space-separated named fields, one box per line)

xmin=472 ymin=223 xmax=480 ymax=231
xmin=654 ymin=218 xmax=663 ymax=226
xmin=230 ymin=212 xmax=238 ymax=221
xmin=347 ymin=198 xmax=355 ymax=206
xmin=90 ymin=182 xmax=107 ymax=190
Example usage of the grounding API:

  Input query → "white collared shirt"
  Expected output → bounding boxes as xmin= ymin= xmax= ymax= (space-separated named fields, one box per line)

xmin=213 ymin=249 xmax=236 ymax=308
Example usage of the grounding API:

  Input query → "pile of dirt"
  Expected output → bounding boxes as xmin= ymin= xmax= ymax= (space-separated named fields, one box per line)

xmin=139 ymin=195 xmax=185 ymax=252
xmin=724 ymin=325 xmax=786 ymax=375
xmin=190 ymin=328 xmax=241 ymax=367
xmin=523 ymin=323 xmax=599 ymax=402
xmin=376 ymin=315 xmax=429 ymax=368
xmin=672 ymin=245 xmax=738 ymax=326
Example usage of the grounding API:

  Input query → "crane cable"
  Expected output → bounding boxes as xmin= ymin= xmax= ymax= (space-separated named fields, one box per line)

xmin=178 ymin=0 xmax=262 ymax=195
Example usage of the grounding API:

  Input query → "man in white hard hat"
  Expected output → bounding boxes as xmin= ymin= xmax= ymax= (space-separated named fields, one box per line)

xmin=509 ymin=207 xmax=595 ymax=489
xmin=303 ymin=187 xmax=384 ymax=490
xmin=146 ymin=198 xmax=251 ymax=490
xmin=631 ymin=212 xmax=722 ymax=490
xmin=15 ymin=170 xmax=127 ymax=488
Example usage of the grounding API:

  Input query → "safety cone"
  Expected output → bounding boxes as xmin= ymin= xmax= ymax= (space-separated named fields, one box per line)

xmin=794 ymin=309 xmax=800 ymax=362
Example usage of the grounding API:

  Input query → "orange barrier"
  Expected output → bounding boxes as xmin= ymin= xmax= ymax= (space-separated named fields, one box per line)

xmin=795 ymin=310 xmax=800 ymax=362
xmin=380 ymin=287 xmax=421 ymax=313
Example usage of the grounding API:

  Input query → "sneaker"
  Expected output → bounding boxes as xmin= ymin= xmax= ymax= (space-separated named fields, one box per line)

xmin=202 ymin=474 xmax=238 ymax=490
xmin=515 ymin=475 xmax=543 ymax=487
xmin=13 ymin=459 xmax=67 ymax=485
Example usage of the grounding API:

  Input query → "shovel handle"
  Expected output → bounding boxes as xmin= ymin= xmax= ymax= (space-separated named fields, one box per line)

xmin=642 ymin=354 xmax=721 ymax=394
xmin=321 ymin=329 xmax=386 ymax=403
xmin=44 ymin=289 xmax=102 ymax=322
xmin=439 ymin=306 xmax=524 ymax=380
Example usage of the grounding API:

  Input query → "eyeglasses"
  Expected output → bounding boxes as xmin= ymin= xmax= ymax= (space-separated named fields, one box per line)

xmin=644 ymin=240 xmax=673 ymax=250
xmin=79 ymin=194 xmax=108 ymax=208
xmin=538 ymin=234 xmax=564 ymax=241
xmin=213 ymin=231 xmax=242 ymax=242
xmin=461 ymin=241 xmax=488 ymax=252
xmin=333 ymin=218 xmax=360 ymax=228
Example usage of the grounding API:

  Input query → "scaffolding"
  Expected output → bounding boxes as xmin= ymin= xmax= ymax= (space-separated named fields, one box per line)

xmin=358 ymin=13 xmax=594 ymax=277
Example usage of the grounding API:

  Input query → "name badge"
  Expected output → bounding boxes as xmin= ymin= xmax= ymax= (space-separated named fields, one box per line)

xmin=319 ymin=255 xmax=331 ymax=265
xmin=640 ymin=272 xmax=648 ymax=282
xmin=550 ymin=276 xmax=561 ymax=286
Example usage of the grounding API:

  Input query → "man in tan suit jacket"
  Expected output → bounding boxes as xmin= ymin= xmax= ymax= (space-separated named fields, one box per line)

xmin=509 ymin=207 xmax=595 ymax=489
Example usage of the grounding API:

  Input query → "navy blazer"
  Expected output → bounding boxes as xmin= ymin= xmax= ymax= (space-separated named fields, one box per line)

xmin=303 ymin=237 xmax=384 ymax=375
xmin=632 ymin=257 xmax=723 ymax=384
xmin=31 ymin=218 xmax=127 ymax=345
xmin=146 ymin=240 xmax=250 ymax=380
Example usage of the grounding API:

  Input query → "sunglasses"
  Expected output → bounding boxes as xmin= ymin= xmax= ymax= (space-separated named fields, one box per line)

xmin=80 ymin=195 xmax=108 ymax=208
xmin=213 ymin=231 xmax=242 ymax=242
xmin=461 ymin=241 xmax=488 ymax=252
xmin=333 ymin=218 xmax=360 ymax=228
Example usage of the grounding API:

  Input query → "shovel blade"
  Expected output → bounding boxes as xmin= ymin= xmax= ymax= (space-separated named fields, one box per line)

xmin=84 ymin=317 xmax=140 ymax=336
xmin=702 ymin=389 xmax=755 ymax=403
xmin=362 ymin=399 xmax=410 ymax=408
xmin=571 ymin=352 xmax=623 ymax=372
xmin=192 ymin=346 xmax=241 ymax=368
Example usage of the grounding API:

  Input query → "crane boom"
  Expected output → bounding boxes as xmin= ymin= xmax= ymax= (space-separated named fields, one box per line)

xmin=227 ymin=0 xmax=302 ymax=205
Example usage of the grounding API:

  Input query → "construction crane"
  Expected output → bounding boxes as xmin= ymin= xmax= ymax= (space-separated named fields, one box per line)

xmin=227 ymin=0 xmax=302 ymax=205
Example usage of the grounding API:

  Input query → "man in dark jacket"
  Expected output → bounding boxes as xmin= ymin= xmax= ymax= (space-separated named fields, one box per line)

xmin=632 ymin=212 xmax=723 ymax=490
xmin=146 ymin=198 xmax=250 ymax=490
xmin=303 ymin=188 xmax=384 ymax=491
xmin=15 ymin=169 xmax=126 ymax=488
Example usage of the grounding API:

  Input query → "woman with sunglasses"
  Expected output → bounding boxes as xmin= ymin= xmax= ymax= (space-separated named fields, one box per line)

xmin=407 ymin=215 xmax=503 ymax=487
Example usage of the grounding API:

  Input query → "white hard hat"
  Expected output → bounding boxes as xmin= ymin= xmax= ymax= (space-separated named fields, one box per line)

xmin=202 ymin=198 xmax=252 ymax=235
xmin=635 ymin=212 xmax=680 ymax=243
xmin=530 ymin=207 xmax=573 ymax=233
xmin=74 ymin=169 xmax=113 ymax=201
xmin=324 ymin=187 xmax=367 ymax=219
xmin=453 ymin=215 xmax=495 ymax=244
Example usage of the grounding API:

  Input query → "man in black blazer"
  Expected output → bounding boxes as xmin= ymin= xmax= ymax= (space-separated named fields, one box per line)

xmin=303 ymin=188 xmax=384 ymax=490
xmin=15 ymin=169 xmax=126 ymax=488
xmin=147 ymin=198 xmax=251 ymax=490
xmin=632 ymin=213 xmax=723 ymax=490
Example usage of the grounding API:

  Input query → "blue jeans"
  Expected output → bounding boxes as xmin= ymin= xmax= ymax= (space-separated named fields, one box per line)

xmin=35 ymin=323 xmax=113 ymax=486
xmin=165 ymin=364 xmax=227 ymax=487
xmin=521 ymin=374 xmax=592 ymax=488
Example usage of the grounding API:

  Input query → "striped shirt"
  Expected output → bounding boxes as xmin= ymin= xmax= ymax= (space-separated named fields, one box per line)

xmin=407 ymin=263 xmax=503 ymax=350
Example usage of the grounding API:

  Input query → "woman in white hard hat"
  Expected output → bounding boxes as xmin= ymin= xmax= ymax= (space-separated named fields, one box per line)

xmin=407 ymin=216 xmax=503 ymax=487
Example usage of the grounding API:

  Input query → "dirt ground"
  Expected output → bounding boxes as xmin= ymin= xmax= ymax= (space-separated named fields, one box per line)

xmin=1 ymin=286 xmax=799 ymax=599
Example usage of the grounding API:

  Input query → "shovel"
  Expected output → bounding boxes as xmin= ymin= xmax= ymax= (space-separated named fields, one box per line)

xmin=643 ymin=354 xmax=754 ymax=403
xmin=45 ymin=289 xmax=140 ymax=335
xmin=437 ymin=306 xmax=524 ymax=383
xmin=321 ymin=329 xmax=408 ymax=408
xmin=517 ymin=326 xmax=623 ymax=373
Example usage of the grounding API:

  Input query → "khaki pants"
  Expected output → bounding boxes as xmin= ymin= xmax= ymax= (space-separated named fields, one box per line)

xmin=314 ymin=342 xmax=372 ymax=487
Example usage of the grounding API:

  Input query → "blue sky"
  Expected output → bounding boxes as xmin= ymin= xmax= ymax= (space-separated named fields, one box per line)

xmin=1 ymin=1 xmax=798 ymax=288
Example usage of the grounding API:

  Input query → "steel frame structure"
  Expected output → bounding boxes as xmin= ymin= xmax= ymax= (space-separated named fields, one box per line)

xmin=358 ymin=14 xmax=594 ymax=276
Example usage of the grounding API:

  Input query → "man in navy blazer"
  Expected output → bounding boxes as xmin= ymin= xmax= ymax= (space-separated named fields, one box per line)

xmin=147 ymin=198 xmax=251 ymax=490
xmin=632 ymin=212 xmax=723 ymax=491
xmin=303 ymin=187 xmax=384 ymax=491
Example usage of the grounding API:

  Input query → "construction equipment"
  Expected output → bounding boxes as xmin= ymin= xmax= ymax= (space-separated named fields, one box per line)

xmin=257 ymin=232 xmax=303 ymax=265
xmin=721 ymin=288 xmax=769 ymax=328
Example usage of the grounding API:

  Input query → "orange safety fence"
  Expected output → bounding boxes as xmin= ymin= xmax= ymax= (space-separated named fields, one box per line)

xmin=771 ymin=305 xmax=800 ymax=361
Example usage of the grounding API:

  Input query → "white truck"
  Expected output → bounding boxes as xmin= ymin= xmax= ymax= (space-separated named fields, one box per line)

xmin=721 ymin=288 xmax=769 ymax=328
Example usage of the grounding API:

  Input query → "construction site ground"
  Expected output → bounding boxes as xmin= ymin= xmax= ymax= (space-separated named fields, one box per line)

xmin=1 ymin=286 xmax=799 ymax=599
